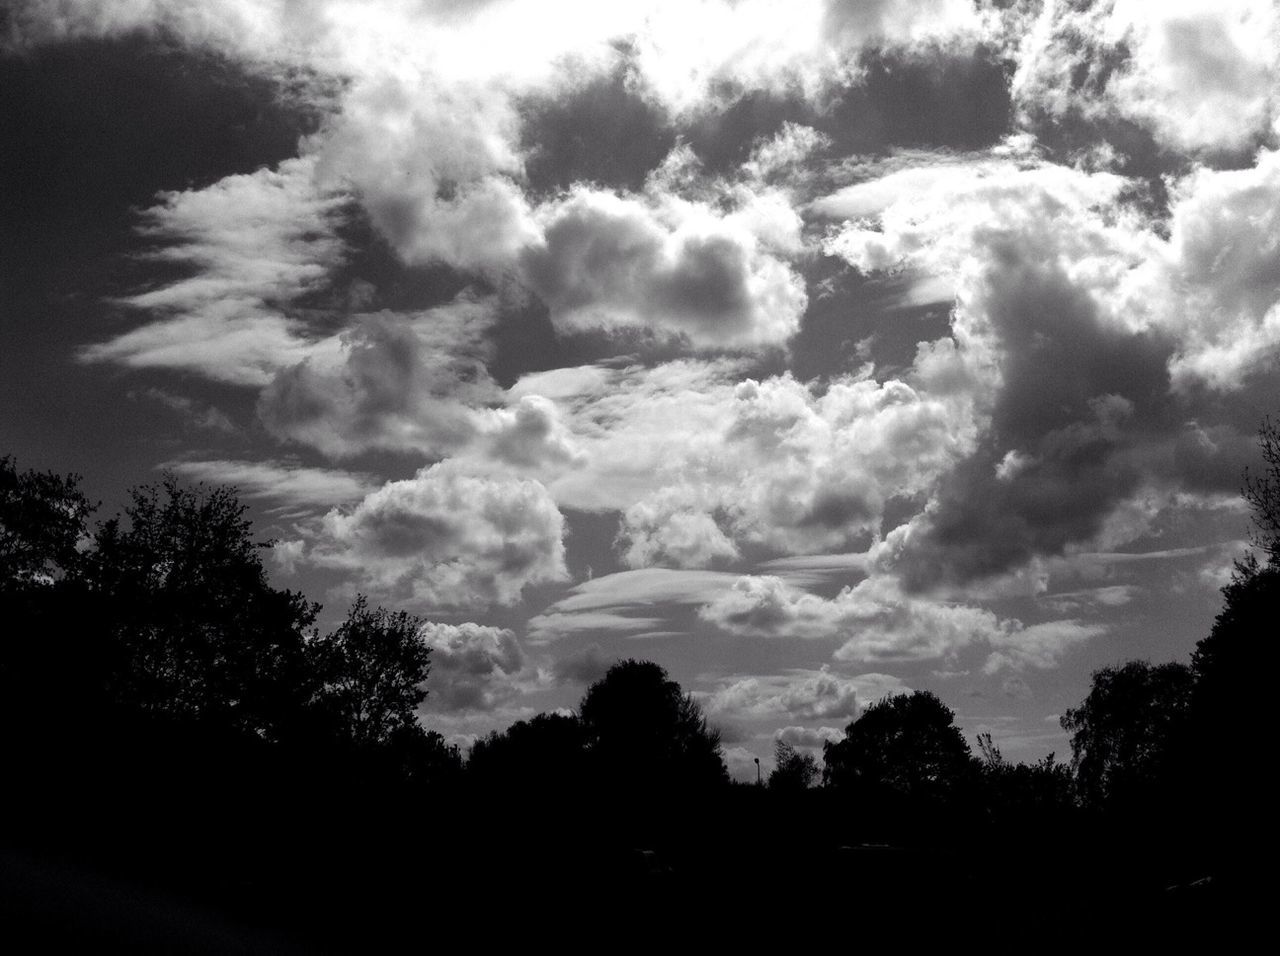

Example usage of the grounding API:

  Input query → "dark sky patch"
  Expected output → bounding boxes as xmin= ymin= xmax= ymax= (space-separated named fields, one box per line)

xmin=821 ymin=46 xmax=1015 ymax=155
xmin=292 ymin=207 xmax=477 ymax=326
xmin=0 ymin=33 xmax=322 ymax=503
xmin=519 ymin=64 xmax=676 ymax=195
xmin=682 ymin=89 xmax=812 ymax=176
xmin=788 ymin=259 xmax=953 ymax=382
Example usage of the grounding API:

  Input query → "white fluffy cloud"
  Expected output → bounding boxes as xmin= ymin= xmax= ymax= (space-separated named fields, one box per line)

xmin=304 ymin=462 xmax=568 ymax=609
xmin=818 ymin=145 xmax=1280 ymax=581
xmin=499 ymin=359 xmax=979 ymax=563
xmin=420 ymin=621 xmax=530 ymax=712
xmin=702 ymin=667 xmax=906 ymax=722
xmin=522 ymin=186 xmax=807 ymax=348
xmin=698 ymin=573 xmax=1011 ymax=661
xmin=1160 ymin=150 xmax=1280 ymax=391
xmin=697 ymin=571 xmax=1109 ymax=670
xmin=1013 ymin=0 xmax=1278 ymax=156
xmin=984 ymin=619 xmax=1107 ymax=674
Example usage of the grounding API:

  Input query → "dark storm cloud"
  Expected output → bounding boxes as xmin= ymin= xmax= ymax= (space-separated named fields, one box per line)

xmin=898 ymin=239 xmax=1255 ymax=590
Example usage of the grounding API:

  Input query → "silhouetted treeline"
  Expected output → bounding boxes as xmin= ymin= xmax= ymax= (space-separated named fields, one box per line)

xmin=3 ymin=426 xmax=1277 ymax=946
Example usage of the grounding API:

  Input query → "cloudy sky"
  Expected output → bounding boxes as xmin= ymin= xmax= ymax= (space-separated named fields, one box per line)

xmin=3 ymin=0 xmax=1278 ymax=778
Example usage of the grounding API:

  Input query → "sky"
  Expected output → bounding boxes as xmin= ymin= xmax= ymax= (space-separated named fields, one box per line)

xmin=2 ymin=0 xmax=1278 ymax=779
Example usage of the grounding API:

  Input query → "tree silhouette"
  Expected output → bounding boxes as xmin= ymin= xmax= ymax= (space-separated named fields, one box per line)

xmin=0 ymin=455 xmax=94 ymax=590
xmin=467 ymin=712 xmax=588 ymax=790
xmin=1183 ymin=415 xmax=1280 ymax=850
xmin=578 ymin=659 xmax=727 ymax=792
xmin=768 ymin=739 xmax=819 ymax=791
xmin=310 ymin=595 xmax=434 ymax=750
xmin=976 ymin=732 xmax=1074 ymax=820
xmin=1 ymin=457 xmax=109 ymax=749
xmin=82 ymin=476 xmax=318 ymax=740
xmin=823 ymin=691 xmax=973 ymax=802
xmin=1060 ymin=660 xmax=1193 ymax=811
xmin=1241 ymin=414 xmax=1280 ymax=562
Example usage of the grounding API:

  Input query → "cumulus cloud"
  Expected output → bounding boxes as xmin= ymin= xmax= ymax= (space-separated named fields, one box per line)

xmin=984 ymin=620 xmax=1108 ymax=674
xmin=500 ymin=359 xmax=979 ymax=564
xmin=303 ymin=462 xmax=568 ymax=609
xmin=1161 ymin=151 xmax=1280 ymax=391
xmin=258 ymin=295 xmax=501 ymax=458
xmin=521 ymin=186 xmax=806 ymax=348
xmin=819 ymin=148 xmax=1279 ymax=585
xmin=420 ymin=621 xmax=529 ymax=712
xmin=475 ymin=395 xmax=587 ymax=470
xmin=702 ymin=667 xmax=906 ymax=722
xmin=697 ymin=571 xmax=1110 ymax=669
xmin=1012 ymin=0 xmax=1278 ymax=157
xmin=699 ymin=573 xmax=1010 ymax=662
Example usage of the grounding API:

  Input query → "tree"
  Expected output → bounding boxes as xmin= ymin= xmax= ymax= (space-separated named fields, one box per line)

xmin=309 ymin=595 xmax=433 ymax=750
xmin=822 ymin=691 xmax=973 ymax=801
xmin=1241 ymin=414 xmax=1280 ymax=563
xmin=1060 ymin=660 xmax=1193 ymax=810
xmin=467 ymin=712 xmax=588 ymax=790
xmin=1184 ymin=416 xmax=1280 ymax=840
xmin=83 ymin=476 xmax=318 ymax=740
xmin=1 ymin=457 xmax=108 ymax=742
xmin=768 ymin=739 xmax=819 ymax=791
xmin=1 ymin=455 xmax=94 ymax=590
xmin=976 ymin=733 xmax=1074 ymax=820
xmin=578 ymin=659 xmax=728 ymax=792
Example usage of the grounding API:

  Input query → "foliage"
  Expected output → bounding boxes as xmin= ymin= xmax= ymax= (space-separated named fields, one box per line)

xmin=976 ymin=733 xmax=1075 ymax=817
xmin=768 ymin=739 xmax=819 ymax=791
xmin=1241 ymin=414 xmax=1280 ymax=562
xmin=822 ymin=691 xmax=973 ymax=801
xmin=0 ymin=455 xmax=94 ymax=590
xmin=310 ymin=595 xmax=433 ymax=750
xmin=81 ymin=475 xmax=319 ymax=739
xmin=578 ymin=659 xmax=728 ymax=791
xmin=1060 ymin=660 xmax=1193 ymax=810
xmin=467 ymin=712 xmax=588 ymax=788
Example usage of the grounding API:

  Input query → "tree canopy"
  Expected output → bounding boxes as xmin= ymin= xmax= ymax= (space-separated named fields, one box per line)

xmin=309 ymin=594 xmax=434 ymax=750
xmin=1060 ymin=660 xmax=1193 ymax=810
xmin=0 ymin=455 xmax=93 ymax=590
xmin=822 ymin=691 xmax=973 ymax=801
xmin=578 ymin=659 xmax=728 ymax=791
xmin=82 ymin=476 xmax=319 ymax=739
xmin=768 ymin=739 xmax=819 ymax=791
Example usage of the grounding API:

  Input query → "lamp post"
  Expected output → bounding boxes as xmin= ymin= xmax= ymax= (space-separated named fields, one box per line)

xmin=754 ymin=756 xmax=760 ymax=786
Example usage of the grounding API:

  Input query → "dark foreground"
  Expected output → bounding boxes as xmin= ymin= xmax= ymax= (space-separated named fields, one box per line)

xmin=1 ymin=773 xmax=1266 ymax=950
